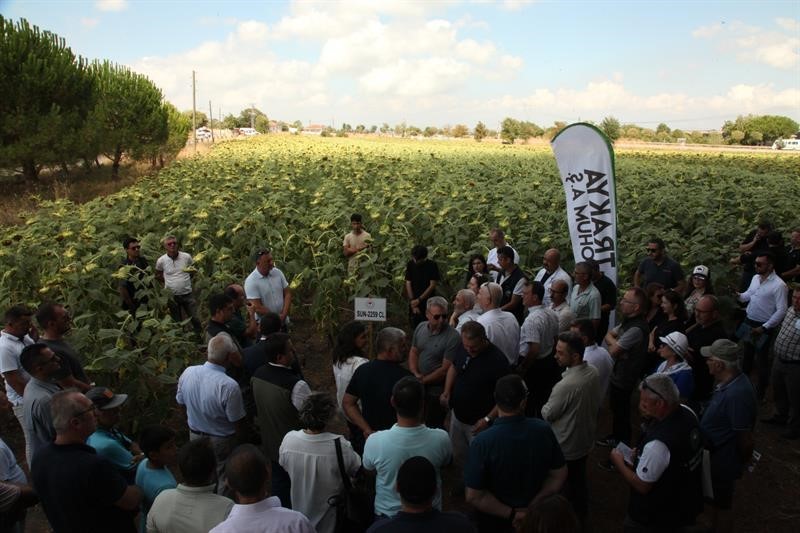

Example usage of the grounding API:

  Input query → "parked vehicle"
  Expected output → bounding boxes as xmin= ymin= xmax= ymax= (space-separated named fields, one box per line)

xmin=771 ymin=138 xmax=800 ymax=150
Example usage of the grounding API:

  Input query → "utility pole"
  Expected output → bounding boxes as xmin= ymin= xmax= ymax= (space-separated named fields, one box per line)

xmin=192 ymin=70 xmax=197 ymax=154
xmin=209 ymin=100 xmax=215 ymax=143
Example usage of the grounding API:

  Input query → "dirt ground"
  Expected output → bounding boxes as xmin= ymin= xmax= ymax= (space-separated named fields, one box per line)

xmin=4 ymin=318 xmax=799 ymax=532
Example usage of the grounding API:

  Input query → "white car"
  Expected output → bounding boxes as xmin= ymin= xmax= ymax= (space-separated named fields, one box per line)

xmin=196 ymin=127 xmax=212 ymax=140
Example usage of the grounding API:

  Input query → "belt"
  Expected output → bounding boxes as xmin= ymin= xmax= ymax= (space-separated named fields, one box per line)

xmin=190 ymin=429 xmax=231 ymax=438
xmin=744 ymin=318 xmax=765 ymax=327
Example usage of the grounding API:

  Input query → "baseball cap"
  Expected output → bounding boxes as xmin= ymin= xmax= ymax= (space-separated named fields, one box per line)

xmin=659 ymin=331 xmax=689 ymax=359
xmin=700 ymin=339 xmax=740 ymax=363
xmin=86 ymin=387 xmax=128 ymax=410
xmin=692 ymin=265 xmax=709 ymax=279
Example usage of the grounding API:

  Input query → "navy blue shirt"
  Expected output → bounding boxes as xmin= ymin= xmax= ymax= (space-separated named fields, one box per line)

xmin=367 ymin=509 xmax=476 ymax=533
xmin=450 ymin=343 xmax=509 ymax=425
xmin=465 ymin=415 xmax=566 ymax=508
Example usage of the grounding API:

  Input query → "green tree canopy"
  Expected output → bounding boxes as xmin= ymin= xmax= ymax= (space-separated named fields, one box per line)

xmin=501 ymin=117 xmax=519 ymax=143
xmin=473 ymin=121 xmax=488 ymax=142
xmin=722 ymin=114 xmax=799 ymax=145
xmin=600 ymin=116 xmax=621 ymax=142
xmin=0 ymin=17 xmax=95 ymax=179
xmin=451 ymin=124 xmax=469 ymax=138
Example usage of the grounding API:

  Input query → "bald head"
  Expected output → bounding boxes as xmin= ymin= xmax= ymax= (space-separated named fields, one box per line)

xmin=543 ymin=249 xmax=561 ymax=273
xmin=551 ymin=279 xmax=569 ymax=305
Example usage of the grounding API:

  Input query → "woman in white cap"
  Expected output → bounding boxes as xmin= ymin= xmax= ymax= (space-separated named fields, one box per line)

xmin=684 ymin=265 xmax=714 ymax=319
xmin=652 ymin=331 xmax=694 ymax=401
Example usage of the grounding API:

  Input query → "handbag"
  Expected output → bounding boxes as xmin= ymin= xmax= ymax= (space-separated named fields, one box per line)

xmin=328 ymin=437 xmax=375 ymax=533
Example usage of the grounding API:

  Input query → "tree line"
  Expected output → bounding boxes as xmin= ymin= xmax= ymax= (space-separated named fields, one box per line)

xmin=0 ymin=17 xmax=189 ymax=180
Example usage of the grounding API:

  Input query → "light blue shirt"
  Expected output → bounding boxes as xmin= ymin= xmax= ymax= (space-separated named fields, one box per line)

xmin=136 ymin=458 xmax=177 ymax=533
xmin=87 ymin=427 xmax=135 ymax=472
xmin=362 ymin=424 xmax=452 ymax=517
xmin=244 ymin=267 xmax=289 ymax=319
xmin=176 ymin=362 xmax=245 ymax=437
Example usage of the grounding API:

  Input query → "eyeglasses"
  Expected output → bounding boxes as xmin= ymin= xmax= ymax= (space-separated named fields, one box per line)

xmin=430 ymin=313 xmax=446 ymax=320
xmin=73 ymin=404 xmax=97 ymax=419
xmin=646 ymin=248 xmax=658 ymax=254
xmin=641 ymin=379 xmax=665 ymax=401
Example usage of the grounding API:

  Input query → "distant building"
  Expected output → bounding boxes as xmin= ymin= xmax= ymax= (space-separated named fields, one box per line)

xmin=302 ymin=124 xmax=325 ymax=135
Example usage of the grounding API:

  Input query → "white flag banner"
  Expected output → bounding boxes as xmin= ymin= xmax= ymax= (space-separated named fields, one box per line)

xmin=550 ymin=123 xmax=618 ymax=286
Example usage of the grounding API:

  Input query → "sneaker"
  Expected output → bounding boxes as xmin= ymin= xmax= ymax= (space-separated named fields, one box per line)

xmin=595 ymin=436 xmax=618 ymax=448
xmin=761 ymin=416 xmax=787 ymax=426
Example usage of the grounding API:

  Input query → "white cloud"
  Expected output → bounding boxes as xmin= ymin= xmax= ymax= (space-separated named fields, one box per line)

xmin=95 ymin=0 xmax=127 ymax=12
xmin=81 ymin=17 xmax=99 ymax=29
xmin=456 ymin=39 xmax=496 ymax=64
xmin=235 ymin=20 xmax=269 ymax=43
xmin=502 ymin=0 xmax=537 ymax=11
xmin=692 ymin=18 xmax=799 ymax=70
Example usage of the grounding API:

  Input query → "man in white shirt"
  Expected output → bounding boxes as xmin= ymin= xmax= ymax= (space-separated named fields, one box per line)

xmin=449 ymin=289 xmax=481 ymax=333
xmin=176 ymin=333 xmax=245 ymax=492
xmin=210 ymin=444 xmax=313 ymax=533
xmin=736 ymin=251 xmax=788 ymax=400
xmin=0 ymin=305 xmax=36 ymax=463
xmin=476 ymin=283 xmax=520 ymax=367
xmin=568 ymin=262 xmax=601 ymax=330
xmin=486 ymin=228 xmax=519 ymax=282
xmin=534 ymin=248 xmax=573 ymax=307
xmin=517 ymin=280 xmax=560 ymax=418
xmin=571 ymin=319 xmax=614 ymax=405
xmin=244 ymin=249 xmax=292 ymax=327
xmin=147 ymin=438 xmax=234 ymax=533
xmin=155 ymin=235 xmax=201 ymax=334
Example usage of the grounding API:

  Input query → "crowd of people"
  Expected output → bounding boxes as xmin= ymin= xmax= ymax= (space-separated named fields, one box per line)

xmin=0 ymin=217 xmax=798 ymax=533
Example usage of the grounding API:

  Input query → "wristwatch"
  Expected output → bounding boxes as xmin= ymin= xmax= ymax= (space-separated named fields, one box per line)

xmin=483 ymin=416 xmax=492 ymax=424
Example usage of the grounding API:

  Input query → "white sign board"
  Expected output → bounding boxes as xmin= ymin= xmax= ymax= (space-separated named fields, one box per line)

xmin=354 ymin=297 xmax=387 ymax=322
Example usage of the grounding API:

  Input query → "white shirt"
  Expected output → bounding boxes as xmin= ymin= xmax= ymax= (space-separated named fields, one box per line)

xmin=176 ymin=362 xmax=246 ymax=437
xmin=739 ymin=271 xmax=789 ymax=329
xmin=477 ymin=308 xmax=521 ymax=365
xmin=519 ymin=305 xmax=560 ymax=360
xmin=332 ymin=356 xmax=368 ymax=414
xmin=147 ymin=483 xmax=233 ymax=533
xmin=155 ymin=251 xmax=193 ymax=295
xmin=535 ymin=266 xmax=573 ymax=307
xmin=244 ymin=267 xmax=289 ymax=319
xmin=455 ymin=309 xmax=482 ymax=333
xmin=552 ymin=302 xmax=576 ymax=333
xmin=279 ymin=431 xmax=361 ymax=533
xmin=0 ymin=331 xmax=34 ymax=406
xmin=583 ymin=344 xmax=614 ymax=402
xmin=487 ymin=245 xmax=520 ymax=281
xmin=210 ymin=495 xmax=315 ymax=533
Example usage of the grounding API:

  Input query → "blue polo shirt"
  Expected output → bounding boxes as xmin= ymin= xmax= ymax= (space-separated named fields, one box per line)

xmin=464 ymin=415 xmax=565 ymax=508
xmin=700 ymin=373 xmax=757 ymax=481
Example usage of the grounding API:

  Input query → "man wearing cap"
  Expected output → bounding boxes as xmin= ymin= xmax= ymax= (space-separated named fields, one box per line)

xmin=685 ymin=295 xmax=727 ymax=408
xmin=653 ymin=331 xmax=694 ymax=400
xmin=177 ymin=333 xmax=246 ymax=490
xmin=465 ymin=374 xmax=566 ymax=532
xmin=533 ymin=248 xmax=572 ymax=308
xmin=366 ymin=456 xmax=476 ymax=533
xmin=736 ymin=251 xmax=788 ymax=400
xmin=244 ymin=249 xmax=292 ymax=327
xmin=541 ymin=332 xmax=600 ymax=523
xmin=20 ymin=344 xmax=63 ymax=465
xmin=609 ymin=374 xmax=703 ymax=532
xmin=763 ymin=287 xmax=800 ymax=439
xmin=408 ymin=297 xmax=460 ymax=429
xmin=32 ymin=390 xmax=142 ymax=533
xmin=634 ymin=237 xmax=685 ymax=293
xmin=86 ymin=386 xmax=143 ymax=483
xmin=700 ymin=339 xmax=757 ymax=533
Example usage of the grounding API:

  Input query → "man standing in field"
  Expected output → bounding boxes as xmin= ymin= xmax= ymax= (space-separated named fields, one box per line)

xmin=343 ymin=213 xmax=371 ymax=273
xmin=634 ymin=237 xmax=685 ymax=293
xmin=486 ymin=229 xmax=520 ymax=282
xmin=0 ymin=305 xmax=36 ymax=463
xmin=118 ymin=237 xmax=150 ymax=315
xmin=588 ymin=259 xmax=617 ymax=341
xmin=405 ymin=245 xmax=440 ymax=329
xmin=534 ymin=248 xmax=572 ymax=308
xmin=550 ymin=279 xmax=576 ymax=332
xmin=155 ymin=235 xmax=201 ymax=335
xmin=497 ymin=246 xmax=526 ymax=323
xmin=244 ymin=249 xmax=292 ymax=329
xmin=36 ymin=302 xmax=91 ymax=393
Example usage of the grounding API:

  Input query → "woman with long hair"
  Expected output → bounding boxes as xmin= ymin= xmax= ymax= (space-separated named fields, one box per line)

xmin=331 ymin=320 xmax=369 ymax=452
xmin=647 ymin=290 xmax=688 ymax=372
xmin=464 ymin=254 xmax=488 ymax=287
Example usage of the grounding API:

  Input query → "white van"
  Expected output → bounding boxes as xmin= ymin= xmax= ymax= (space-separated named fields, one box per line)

xmin=772 ymin=138 xmax=800 ymax=150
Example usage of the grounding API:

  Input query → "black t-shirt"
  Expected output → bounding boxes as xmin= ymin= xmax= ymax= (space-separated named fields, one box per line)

xmin=686 ymin=321 xmax=728 ymax=402
xmin=405 ymin=259 xmax=441 ymax=300
xmin=367 ymin=509 xmax=476 ymax=533
xmin=740 ymin=230 xmax=769 ymax=274
xmin=118 ymin=256 xmax=149 ymax=309
xmin=787 ymin=245 xmax=800 ymax=282
xmin=31 ymin=443 xmax=135 ymax=533
xmin=346 ymin=360 xmax=412 ymax=431
xmin=637 ymin=256 xmax=684 ymax=290
xmin=450 ymin=343 xmax=510 ymax=425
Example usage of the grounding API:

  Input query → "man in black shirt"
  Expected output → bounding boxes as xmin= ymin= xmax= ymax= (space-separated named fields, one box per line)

xmin=634 ymin=237 xmax=685 ymax=293
xmin=737 ymin=221 xmax=772 ymax=292
xmin=118 ymin=237 xmax=149 ymax=314
xmin=588 ymin=259 xmax=617 ymax=340
xmin=405 ymin=245 xmax=440 ymax=329
xmin=685 ymin=295 xmax=728 ymax=409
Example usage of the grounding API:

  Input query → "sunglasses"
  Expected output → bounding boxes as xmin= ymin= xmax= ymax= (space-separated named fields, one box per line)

xmin=429 ymin=313 xmax=446 ymax=320
xmin=642 ymin=378 xmax=665 ymax=401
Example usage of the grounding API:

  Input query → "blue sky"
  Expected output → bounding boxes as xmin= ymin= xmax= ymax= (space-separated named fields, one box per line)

xmin=2 ymin=0 xmax=798 ymax=130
